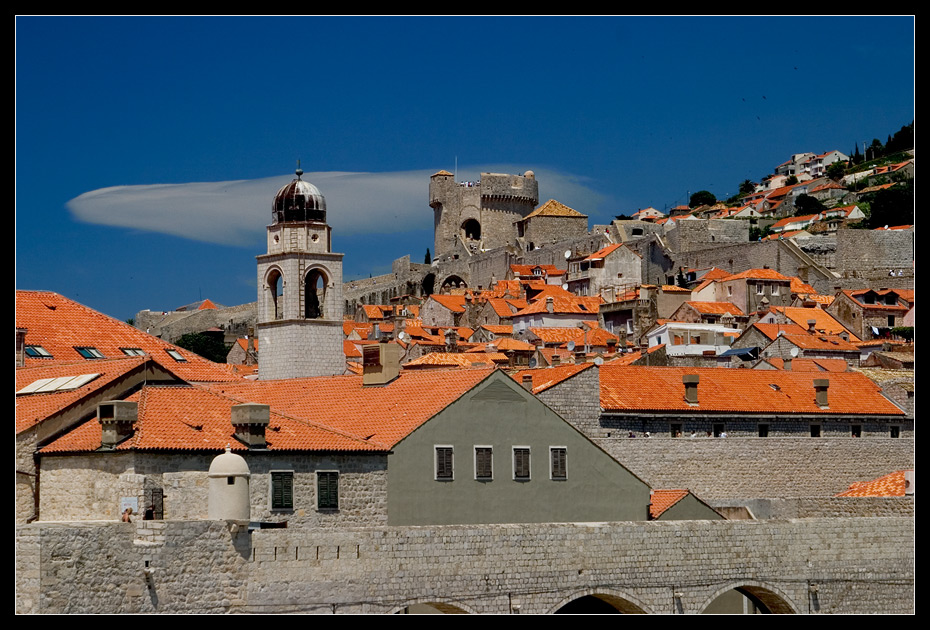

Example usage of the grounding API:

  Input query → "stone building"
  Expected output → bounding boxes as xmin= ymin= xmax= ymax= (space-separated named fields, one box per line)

xmin=255 ymin=168 xmax=345 ymax=379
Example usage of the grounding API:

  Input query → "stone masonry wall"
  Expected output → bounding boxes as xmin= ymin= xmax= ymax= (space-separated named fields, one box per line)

xmin=17 ymin=517 xmax=914 ymax=614
xmin=592 ymin=438 xmax=914 ymax=500
xmin=834 ymin=229 xmax=914 ymax=280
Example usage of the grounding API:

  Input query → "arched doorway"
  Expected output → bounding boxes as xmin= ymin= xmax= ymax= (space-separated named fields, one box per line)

xmin=266 ymin=268 xmax=284 ymax=320
xmin=394 ymin=601 xmax=473 ymax=614
xmin=461 ymin=219 xmax=481 ymax=241
xmin=421 ymin=273 xmax=436 ymax=296
xmin=552 ymin=591 xmax=649 ymax=614
xmin=305 ymin=269 xmax=327 ymax=319
xmin=700 ymin=583 xmax=798 ymax=614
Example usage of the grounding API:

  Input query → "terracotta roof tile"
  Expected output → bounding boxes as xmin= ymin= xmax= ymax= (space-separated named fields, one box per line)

xmin=514 ymin=296 xmax=602 ymax=317
xmin=404 ymin=353 xmax=508 ymax=368
xmin=16 ymin=291 xmax=243 ymax=383
xmin=428 ymin=294 xmax=467 ymax=313
xmin=523 ymin=199 xmax=587 ymax=219
xmin=510 ymin=363 xmax=594 ymax=393
xmin=773 ymin=306 xmax=860 ymax=341
xmin=722 ymin=268 xmax=791 ymax=282
xmin=649 ymin=489 xmax=689 ymax=519
xmin=197 ymin=298 xmax=218 ymax=310
xmin=835 ymin=470 xmax=911 ymax=497
xmin=686 ymin=301 xmax=745 ymax=316
xmin=599 ymin=366 xmax=903 ymax=416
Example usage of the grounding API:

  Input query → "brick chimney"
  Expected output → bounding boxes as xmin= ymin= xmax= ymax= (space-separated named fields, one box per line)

xmin=813 ymin=378 xmax=830 ymax=408
xmin=683 ymin=374 xmax=700 ymax=404
xmin=231 ymin=403 xmax=270 ymax=449
xmin=545 ymin=296 xmax=554 ymax=314
xmin=98 ymin=401 xmax=138 ymax=449
xmin=807 ymin=319 xmax=817 ymax=333
xmin=521 ymin=374 xmax=534 ymax=392
xmin=552 ymin=354 xmax=561 ymax=367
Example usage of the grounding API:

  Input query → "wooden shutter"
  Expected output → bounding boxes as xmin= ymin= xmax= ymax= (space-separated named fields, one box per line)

xmin=272 ymin=471 xmax=293 ymax=509
xmin=318 ymin=472 xmax=338 ymax=510
xmin=514 ymin=448 xmax=530 ymax=479
xmin=436 ymin=447 xmax=453 ymax=479
xmin=475 ymin=448 xmax=492 ymax=480
xmin=550 ymin=448 xmax=567 ymax=480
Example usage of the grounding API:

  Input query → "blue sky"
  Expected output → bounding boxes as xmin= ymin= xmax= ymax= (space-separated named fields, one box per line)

xmin=16 ymin=16 xmax=914 ymax=321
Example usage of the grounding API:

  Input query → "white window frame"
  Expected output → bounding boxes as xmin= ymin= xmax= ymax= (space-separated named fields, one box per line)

xmin=269 ymin=469 xmax=294 ymax=511
xmin=434 ymin=445 xmax=454 ymax=481
xmin=474 ymin=445 xmax=493 ymax=481
xmin=549 ymin=446 xmax=567 ymax=480
xmin=512 ymin=446 xmax=531 ymax=481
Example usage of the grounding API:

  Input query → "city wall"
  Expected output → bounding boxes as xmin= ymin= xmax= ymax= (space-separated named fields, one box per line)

xmin=17 ymin=517 xmax=914 ymax=614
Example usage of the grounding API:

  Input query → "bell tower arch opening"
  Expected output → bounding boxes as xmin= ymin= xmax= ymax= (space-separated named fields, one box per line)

xmin=265 ymin=268 xmax=284 ymax=321
xmin=305 ymin=268 xmax=328 ymax=319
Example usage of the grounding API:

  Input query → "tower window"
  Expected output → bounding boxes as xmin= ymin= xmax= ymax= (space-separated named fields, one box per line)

xmin=305 ymin=269 xmax=327 ymax=319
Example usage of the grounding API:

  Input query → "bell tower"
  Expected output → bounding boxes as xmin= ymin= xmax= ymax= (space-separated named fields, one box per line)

xmin=255 ymin=167 xmax=344 ymax=379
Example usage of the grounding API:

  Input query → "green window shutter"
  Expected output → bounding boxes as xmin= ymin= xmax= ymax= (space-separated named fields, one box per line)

xmin=550 ymin=448 xmax=567 ymax=480
xmin=272 ymin=471 xmax=293 ymax=509
xmin=318 ymin=472 xmax=339 ymax=510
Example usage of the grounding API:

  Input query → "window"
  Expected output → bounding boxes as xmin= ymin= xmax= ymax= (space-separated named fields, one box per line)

xmin=75 ymin=346 xmax=105 ymax=359
xmin=513 ymin=447 xmax=531 ymax=480
xmin=435 ymin=446 xmax=454 ymax=480
xmin=24 ymin=345 xmax=53 ymax=358
xmin=165 ymin=348 xmax=187 ymax=362
xmin=758 ymin=424 xmax=769 ymax=438
xmin=317 ymin=471 xmax=338 ymax=510
xmin=270 ymin=471 xmax=294 ymax=510
xmin=474 ymin=447 xmax=493 ymax=481
xmin=772 ymin=285 xmax=780 ymax=296
xmin=756 ymin=283 xmax=765 ymax=295
xmin=727 ymin=285 xmax=733 ymax=296
xmin=810 ymin=424 xmax=821 ymax=438
xmin=670 ymin=423 xmax=682 ymax=437
xmin=889 ymin=426 xmax=900 ymax=439
xmin=851 ymin=425 xmax=862 ymax=438
xmin=713 ymin=423 xmax=725 ymax=437
xmin=550 ymin=447 xmax=567 ymax=480
xmin=121 ymin=347 xmax=146 ymax=356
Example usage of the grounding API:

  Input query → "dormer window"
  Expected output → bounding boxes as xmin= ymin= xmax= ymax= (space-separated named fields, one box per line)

xmin=75 ymin=347 xmax=105 ymax=359
xmin=165 ymin=348 xmax=187 ymax=362
xmin=121 ymin=348 xmax=146 ymax=356
xmin=24 ymin=345 xmax=53 ymax=359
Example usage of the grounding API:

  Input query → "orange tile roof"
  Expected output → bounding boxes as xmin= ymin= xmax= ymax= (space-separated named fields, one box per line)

xmin=773 ymin=306 xmax=860 ymax=341
xmin=41 ymin=384 xmax=390 ymax=454
xmin=523 ymin=199 xmax=587 ymax=219
xmin=749 ymin=323 xmax=809 ymax=340
xmin=486 ymin=337 xmax=536 ymax=352
xmin=583 ymin=243 xmax=625 ymax=262
xmin=509 ymin=264 xmax=566 ymax=277
xmin=16 ymin=291 xmax=243 ymax=383
xmin=835 ymin=470 xmax=911 ymax=497
xmin=685 ymin=301 xmax=745 ymax=316
xmin=649 ymin=489 xmax=689 ymax=519
xmin=514 ymin=296 xmax=602 ymax=317
xmin=428 ymin=294 xmax=467 ymax=313
xmin=722 ymin=268 xmax=791 ymax=282
xmin=479 ymin=324 xmax=514 ymax=335
xmin=529 ymin=327 xmax=619 ymax=346
xmin=874 ymin=224 xmax=912 ymax=230
xmin=778 ymin=333 xmax=859 ymax=352
xmin=599 ymin=366 xmax=903 ymax=416
xmin=772 ymin=214 xmax=819 ymax=229
xmin=404 ymin=353 xmax=508 ymax=368
xmin=16 ymin=357 xmax=147 ymax=434
xmin=197 ymin=298 xmax=218 ymax=310
xmin=509 ymin=363 xmax=594 ymax=394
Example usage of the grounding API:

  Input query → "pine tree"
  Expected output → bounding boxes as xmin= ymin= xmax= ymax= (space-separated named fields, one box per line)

xmin=425 ymin=248 xmax=431 ymax=264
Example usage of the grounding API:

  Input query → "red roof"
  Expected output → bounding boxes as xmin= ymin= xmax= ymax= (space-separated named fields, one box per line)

xmin=599 ymin=366 xmax=903 ymax=416
xmin=649 ymin=489 xmax=688 ymax=519
xmin=835 ymin=470 xmax=911 ymax=497
xmin=427 ymin=294 xmax=467 ymax=313
xmin=43 ymin=368 xmax=499 ymax=453
xmin=514 ymin=296 xmax=602 ymax=317
xmin=583 ymin=243 xmax=625 ymax=262
xmin=722 ymin=268 xmax=791 ymax=282
xmin=510 ymin=363 xmax=594 ymax=394
xmin=16 ymin=291 xmax=242 ymax=383
xmin=197 ymin=299 xmax=218 ymax=310
xmin=685 ymin=301 xmax=745 ymax=316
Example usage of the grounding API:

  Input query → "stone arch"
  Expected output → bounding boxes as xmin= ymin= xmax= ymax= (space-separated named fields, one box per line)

xmin=461 ymin=218 xmax=481 ymax=241
xmin=304 ymin=267 xmax=329 ymax=319
xmin=264 ymin=266 xmax=285 ymax=321
xmin=421 ymin=273 xmax=436 ymax=297
xmin=550 ymin=589 xmax=651 ymax=614
xmin=440 ymin=275 xmax=467 ymax=291
xmin=389 ymin=598 xmax=477 ymax=614
xmin=699 ymin=580 xmax=800 ymax=614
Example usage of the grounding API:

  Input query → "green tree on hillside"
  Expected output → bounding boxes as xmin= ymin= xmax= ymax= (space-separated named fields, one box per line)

xmin=175 ymin=333 xmax=230 ymax=363
xmin=689 ymin=190 xmax=716 ymax=208
xmin=866 ymin=181 xmax=914 ymax=229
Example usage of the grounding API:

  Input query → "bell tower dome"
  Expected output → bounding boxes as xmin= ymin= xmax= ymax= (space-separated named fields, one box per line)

xmin=255 ymin=167 xmax=345 ymax=379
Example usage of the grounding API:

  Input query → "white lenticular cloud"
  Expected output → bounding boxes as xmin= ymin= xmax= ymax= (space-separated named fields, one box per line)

xmin=66 ymin=167 xmax=607 ymax=246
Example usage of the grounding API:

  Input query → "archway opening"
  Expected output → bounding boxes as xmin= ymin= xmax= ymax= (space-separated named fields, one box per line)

xmin=462 ymin=219 xmax=481 ymax=241
xmin=305 ymin=269 xmax=327 ymax=319
xmin=421 ymin=273 xmax=436 ymax=296
xmin=554 ymin=593 xmax=646 ymax=614
xmin=396 ymin=602 xmax=468 ymax=614
xmin=267 ymin=269 xmax=283 ymax=320
xmin=441 ymin=275 xmax=467 ymax=292
xmin=702 ymin=585 xmax=795 ymax=614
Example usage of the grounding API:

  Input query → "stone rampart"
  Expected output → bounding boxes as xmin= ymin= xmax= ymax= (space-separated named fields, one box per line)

xmin=17 ymin=517 xmax=914 ymax=614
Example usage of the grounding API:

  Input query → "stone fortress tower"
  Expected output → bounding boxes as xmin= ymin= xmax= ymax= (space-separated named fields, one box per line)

xmin=429 ymin=170 xmax=539 ymax=258
xmin=255 ymin=168 xmax=345 ymax=379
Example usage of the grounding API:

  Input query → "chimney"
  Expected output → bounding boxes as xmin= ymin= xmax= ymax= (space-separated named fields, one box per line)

xmin=521 ymin=374 xmax=534 ymax=392
xmin=813 ymin=378 xmax=830 ymax=408
xmin=807 ymin=319 xmax=817 ymax=333
xmin=683 ymin=374 xmax=700 ymax=404
xmin=98 ymin=401 xmax=138 ymax=449
xmin=904 ymin=471 xmax=914 ymax=496
xmin=15 ymin=327 xmax=27 ymax=367
xmin=546 ymin=296 xmax=554 ymax=314
xmin=784 ymin=357 xmax=792 ymax=371
xmin=363 ymin=340 xmax=400 ymax=386
xmin=231 ymin=403 xmax=270 ymax=449
xmin=552 ymin=354 xmax=561 ymax=367
xmin=444 ymin=328 xmax=459 ymax=352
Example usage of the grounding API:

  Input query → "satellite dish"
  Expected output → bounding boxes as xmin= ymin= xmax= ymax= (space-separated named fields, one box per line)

xmin=566 ymin=341 xmax=576 ymax=351
xmin=790 ymin=347 xmax=799 ymax=357
xmin=564 ymin=250 xmax=572 ymax=259
xmin=528 ymin=357 xmax=538 ymax=368
xmin=398 ymin=331 xmax=410 ymax=343
xmin=562 ymin=283 xmax=569 ymax=291
xmin=594 ymin=356 xmax=604 ymax=366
